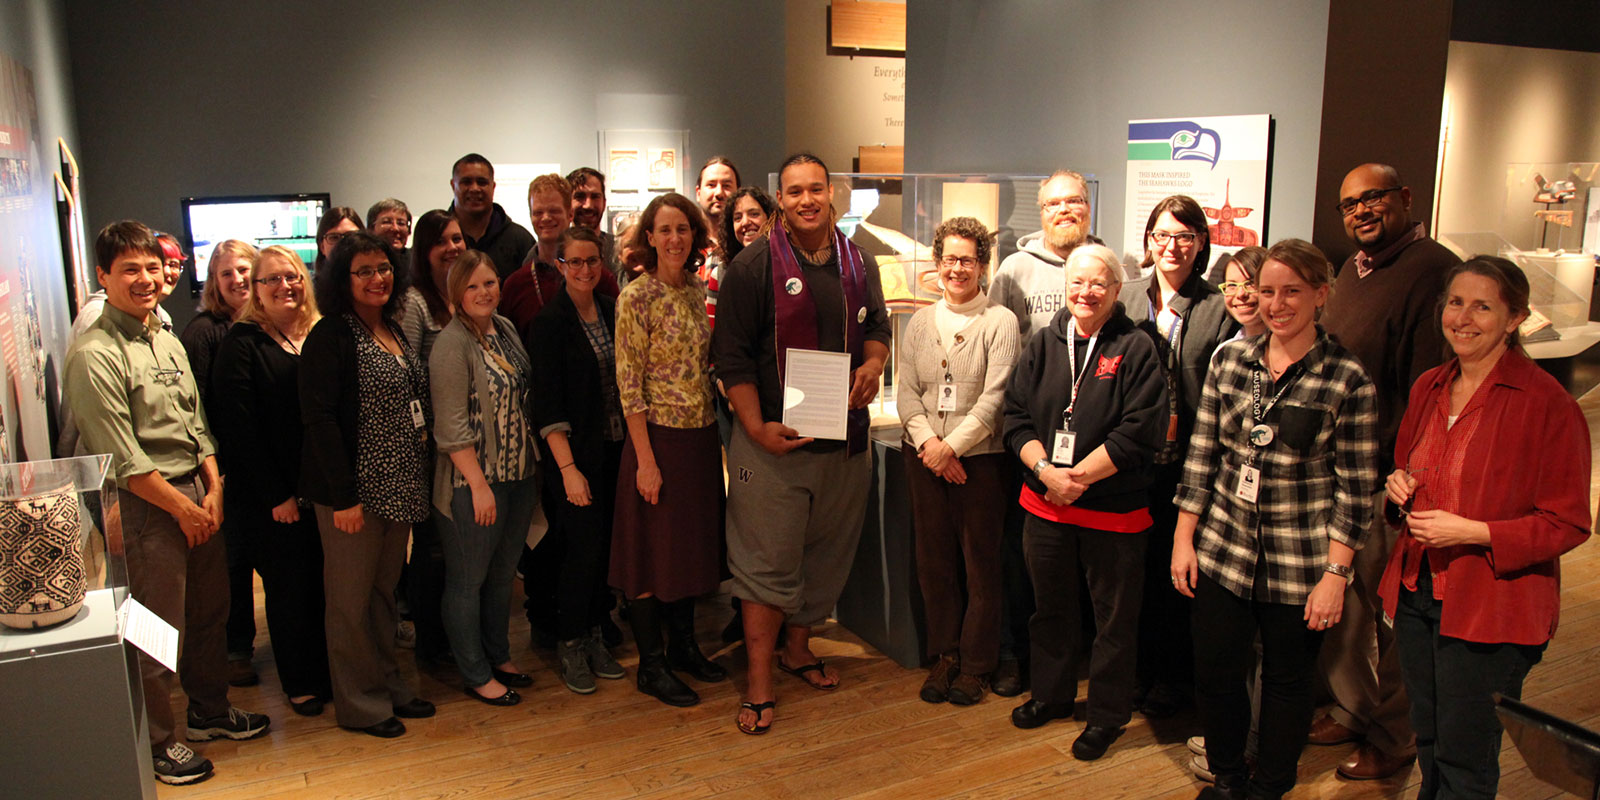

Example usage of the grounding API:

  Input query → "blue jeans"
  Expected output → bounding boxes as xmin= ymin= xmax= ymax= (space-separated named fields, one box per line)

xmin=441 ymin=475 xmax=539 ymax=688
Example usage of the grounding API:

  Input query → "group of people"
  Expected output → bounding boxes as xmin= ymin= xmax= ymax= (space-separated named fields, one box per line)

xmin=61 ymin=151 xmax=1589 ymax=800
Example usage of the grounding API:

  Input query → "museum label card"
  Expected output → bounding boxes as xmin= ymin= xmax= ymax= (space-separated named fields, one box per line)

xmin=782 ymin=348 xmax=850 ymax=441
xmin=121 ymin=596 xmax=179 ymax=672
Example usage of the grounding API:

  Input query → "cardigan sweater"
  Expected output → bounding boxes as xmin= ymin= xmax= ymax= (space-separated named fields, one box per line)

xmin=896 ymin=295 xmax=1019 ymax=457
xmin=209 ymin=321 xmax=304 ymax=515
xmin=529 ymin=289 xmax=619 ymax=478
xmin=1322 ymin=230 xmax=1458 ymax=472
xmin=427 ymin=313 xmax=538 ymax=516
xmin=1378 ymin=350 xmax=1591 ymax=645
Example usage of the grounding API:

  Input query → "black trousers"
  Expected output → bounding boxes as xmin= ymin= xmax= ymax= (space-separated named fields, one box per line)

xmin=223 ymin=518 xmax=256 ymax=658
xmin=998 ymin=466 xmax=1034 ymax=662
xmin=1395 ymin=571 xmax=1543 ymax=800
xmin=1136 ymin=462 xmax=1192 ymax=691
xmin=1192 ymin=572 xmax=1324 ymax=799
xmin=1022 ymin=514 xmax=1145 ymax=727
xmin=405 ymin=511 xmax=450 ymax=659
xmin=551 ymin=440 xmax=623 ymax=640
xmin=238 ymin=510 xmax=332 ymax=698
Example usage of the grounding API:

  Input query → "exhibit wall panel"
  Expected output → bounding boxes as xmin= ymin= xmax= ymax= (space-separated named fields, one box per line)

xmin=0 ymin=0 xmax=79 ymax=459
xmin=785 ymin=0 xmax=906 ymax=175
xmin=902 ymin=0 xmax=1330 ymax=258
xmin=63 ymin=0 xmax=785 ymax=330
xmin=1435 ymin=41 xmax=1600 ymax=249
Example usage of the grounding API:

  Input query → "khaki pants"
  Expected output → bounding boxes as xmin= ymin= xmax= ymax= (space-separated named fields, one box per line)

xmin=119 ymin=478 xmax=230 ymax=755
xmin=1317 ymin=490 xmax=1415 ymax=757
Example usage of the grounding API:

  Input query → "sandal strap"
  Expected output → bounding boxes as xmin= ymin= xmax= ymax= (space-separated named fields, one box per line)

xmin=740 ymin=700 xmax=776 ymax=712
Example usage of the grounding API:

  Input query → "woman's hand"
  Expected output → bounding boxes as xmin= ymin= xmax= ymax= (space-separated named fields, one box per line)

xmin=1385 ymin=469 xmax=1417 ymax=507
xmin=937 ymin=457 xmax=967 ymax=484
xmin=1303 ymin=572 xmax=1347 ymax=631
xmin=333 ymin=503 xmax=365 ymax=534
xmin=636 ymin=463 xmax=663 ymax=505
xmin=1406 ymin=509 xmax=1492 ymax=547
xmin=920 ymin=437 xmax=955 ymax=473
xmin=1170 ymin=539 xmax=1199 ymax=598
xmin=470 ymin=482 xmax=497 ymax=526
xmin=270 ymin=496 xmax=301 ymax=524
xmin=1039 ymin=466 xmax=1088 ymax=505
xmin=561 ymin=464 xmax=592 ymax=507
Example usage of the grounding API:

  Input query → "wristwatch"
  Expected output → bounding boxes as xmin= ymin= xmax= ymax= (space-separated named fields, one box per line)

xmin=1323 ymin=562 xmax=1354 ymax=583
xmin=1032 ymin=458 xmax=1051 ymax=478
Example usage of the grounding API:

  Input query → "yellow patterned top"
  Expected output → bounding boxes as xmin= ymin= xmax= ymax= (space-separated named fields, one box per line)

xmin=615 ymin=271 xmax=715 ymax=429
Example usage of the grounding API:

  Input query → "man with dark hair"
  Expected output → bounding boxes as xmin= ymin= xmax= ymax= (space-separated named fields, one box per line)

xmin=64 ymin=221 xmax=269 ymax=786
xmin=450 ymin=153 xmax=534 ymax=278
xmin=695 ymin=156 xmax=740 ymax=243
xmin=1314 ymin=162 xmax=1458 ymax=781
xmin=714 ymin=153 xmax=891 ymax=735
xmin=567 ymin=167 xmax=624 ymax=285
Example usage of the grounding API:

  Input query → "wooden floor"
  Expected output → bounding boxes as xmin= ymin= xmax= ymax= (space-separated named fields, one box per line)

xmin=160 ymin=392 xmax=1600 ymax=800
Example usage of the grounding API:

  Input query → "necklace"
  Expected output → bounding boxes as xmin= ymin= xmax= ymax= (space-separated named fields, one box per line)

xmin=264 ymin=320 xmax=301 ymax=355
xmin=354 ymin=312 xmax=400 ymax=356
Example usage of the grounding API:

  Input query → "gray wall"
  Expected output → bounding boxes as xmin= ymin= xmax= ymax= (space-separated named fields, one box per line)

xmin=0 ymin=0 xmax=78 ymax=458
xmin=903 ymin=0 xmax=1330 ymax=256
xmin=64 ymin=0 xmax=786 ymax=326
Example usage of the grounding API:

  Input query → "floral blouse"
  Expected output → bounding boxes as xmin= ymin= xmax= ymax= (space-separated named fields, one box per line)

xmin=615 ymin=271 xmax=715 ymax=429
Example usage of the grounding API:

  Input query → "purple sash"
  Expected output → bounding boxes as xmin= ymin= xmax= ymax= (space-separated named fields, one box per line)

xmin=769 ymin=217 xmax=870 ymax=454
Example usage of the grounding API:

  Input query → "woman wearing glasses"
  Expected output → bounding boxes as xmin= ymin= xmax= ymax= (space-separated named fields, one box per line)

xmin=1171 ymin=239 xmax=1378 ymax=800
xmin=301 ymin=232 xmax=435 ymax=738
xmin=428 ymin=250 xmax=540 ymax=707
xmin=210 ymin=246 xmax=333 ymax=716
xmin=1003 ymin=243 xmax=1167 ymax=761
xmin=897 ymin=217 xmax=1020 ymax=707
xmin=1117 ymin=195 xmax=1239 ymax=719
xmin=529 ymin=227 xmax=629 ymax=694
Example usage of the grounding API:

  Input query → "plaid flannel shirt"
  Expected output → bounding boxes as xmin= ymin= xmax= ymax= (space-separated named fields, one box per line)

xmin=1175 ymin=328 xmax=1379 ymax=604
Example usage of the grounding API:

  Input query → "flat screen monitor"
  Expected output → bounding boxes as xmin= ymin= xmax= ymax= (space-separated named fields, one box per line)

xmin=181 ymin=193 xmax=331 ymax=297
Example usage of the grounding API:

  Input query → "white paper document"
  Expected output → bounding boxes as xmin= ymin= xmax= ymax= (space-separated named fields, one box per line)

xmin=782 ymin=348 xmax=851 ymax=441
xmin=121 ymin=596 xmax=179 ymax=672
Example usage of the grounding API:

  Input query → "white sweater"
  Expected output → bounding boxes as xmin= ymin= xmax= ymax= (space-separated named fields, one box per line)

xmin=896 ymin=295 xmax=1020 ymax=456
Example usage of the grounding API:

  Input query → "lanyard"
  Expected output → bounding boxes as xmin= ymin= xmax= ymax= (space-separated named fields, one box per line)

xmin=1062 ymin=316 xmax=1100 ymax=427
xmin=1248 ymin=364 xmax=1297 ymax=464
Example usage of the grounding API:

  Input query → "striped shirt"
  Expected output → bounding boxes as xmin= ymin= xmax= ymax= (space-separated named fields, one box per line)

xmin=1174 ymin=327 xmax=1380 ymax=604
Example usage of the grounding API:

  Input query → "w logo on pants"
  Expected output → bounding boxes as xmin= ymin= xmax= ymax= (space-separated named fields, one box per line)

xmin=738 ymin=467 xmax=754 ymax=484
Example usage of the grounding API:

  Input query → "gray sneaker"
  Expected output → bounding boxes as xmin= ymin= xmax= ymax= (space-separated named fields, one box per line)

xmin=558 ymin=637 xmax=596 ymax=694
xmin=584 ymin=627 xmax=626 ymax=680
xmin=153 ymin=742 xmax=213 ymax=785
xmin=187 ymin=706 xmax=270 ymax=741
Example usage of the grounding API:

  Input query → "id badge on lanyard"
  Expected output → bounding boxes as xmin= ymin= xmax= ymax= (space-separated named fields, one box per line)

xmin=1055 ymin=318 xmax=1097 ymax=467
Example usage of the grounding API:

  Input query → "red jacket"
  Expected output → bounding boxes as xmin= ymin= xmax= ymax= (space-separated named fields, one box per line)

xmin=1378 ymin=349 xmax=1591 ymax=645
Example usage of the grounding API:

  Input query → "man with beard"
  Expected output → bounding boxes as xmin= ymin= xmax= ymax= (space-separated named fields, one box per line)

xmin=986 ymin=169 xmax=1098 ymax=697
xmin=714 ymin=153 xmax=891 ymax=735
xmin=1312 ymin=162 xmax=1457 ymax=781
xmin=696 ymin=156 xmax=740 ymax=247
xmin=567 ymin=167 xmax=626 ymax=284
xmin=449 ymin=153 xmax=534 ymax=278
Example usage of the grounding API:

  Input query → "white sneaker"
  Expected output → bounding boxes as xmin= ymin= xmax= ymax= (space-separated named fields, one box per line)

xmin=153 ymin=742 xmax=214 ymax=785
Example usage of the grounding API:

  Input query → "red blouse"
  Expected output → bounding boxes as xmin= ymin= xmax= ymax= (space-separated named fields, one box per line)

xmin=1378 ymin=350 xmax=1591 ymax=645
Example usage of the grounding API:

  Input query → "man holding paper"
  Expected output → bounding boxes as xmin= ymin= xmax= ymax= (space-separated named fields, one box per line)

xmin=712 ymin=153 xmax=890 ymax=735
xmin=64 ymin=221 xmax=269 ymax=786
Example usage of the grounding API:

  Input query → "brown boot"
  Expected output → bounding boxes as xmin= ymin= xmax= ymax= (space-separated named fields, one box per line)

xmin=919 ymin=654 xmax=959 ymax=703
xmin=947 ymin=671 xmax=988 ymax=706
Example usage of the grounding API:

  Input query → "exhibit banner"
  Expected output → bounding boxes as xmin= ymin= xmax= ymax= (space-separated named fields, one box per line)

xmin=1123 ymin=114 xmax=1272 ymax=273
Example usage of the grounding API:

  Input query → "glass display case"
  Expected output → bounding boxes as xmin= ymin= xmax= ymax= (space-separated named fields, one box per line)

xmin=1498 ymin=162 xmax=1597 ymax=256
xmin=764 ymin=171 xmax=1101 ymax=425
xmin=0 ymin=454 xmax=123 ymax=661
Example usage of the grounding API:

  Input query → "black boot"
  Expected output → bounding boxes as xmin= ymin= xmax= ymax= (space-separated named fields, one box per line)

xmin=667 ymin=599 xmax=728 ymax=682
xmin=627 ymin=597 xmax=699 ymax=707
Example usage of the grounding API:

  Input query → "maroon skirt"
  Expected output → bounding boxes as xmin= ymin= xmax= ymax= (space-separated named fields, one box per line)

xmin=609 ymin=422 xmax=725 ymax=602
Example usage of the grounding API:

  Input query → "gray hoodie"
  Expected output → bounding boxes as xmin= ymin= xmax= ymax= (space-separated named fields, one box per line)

xmin=990 ymin=231 xmax=1066 ymax=341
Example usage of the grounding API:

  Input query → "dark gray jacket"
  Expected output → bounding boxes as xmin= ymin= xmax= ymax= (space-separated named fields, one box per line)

xmin=1117 ymin=268 xmax=1238 ymax=462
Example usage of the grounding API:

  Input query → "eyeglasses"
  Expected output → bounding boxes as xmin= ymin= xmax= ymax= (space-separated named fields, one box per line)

xmin=938 ymin=255 xmax=978 ymax=269
xmin=1148 ymin=231 xmax=1199 ymax=247
xmin=322 ymin=231 xmax=349 ymax=244
xmin=1067 ymin=279 xmax=1114 ymax=295
xmin=351 ymin=265 xmax=394 ymax=281
xmin=1040 ymin=196 xmax=1089 ymax=214
xmin=1336 ymin=187 xmax=1401 ymax=216
xmin=1220 ymin=281 xmax=1256 ymax=297
xmin=559 ymin=256 xmax=603 ymax=270
xmin=256 ymin=273 xmax=305 ymax=287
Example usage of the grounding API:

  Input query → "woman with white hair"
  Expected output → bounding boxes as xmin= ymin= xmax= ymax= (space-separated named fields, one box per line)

xmin=1001 ymin=243 xmax=1168 ymax=762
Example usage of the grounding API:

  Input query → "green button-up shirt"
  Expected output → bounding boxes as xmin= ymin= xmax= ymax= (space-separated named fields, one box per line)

xmin=64 ymin=303 xmax=216 ymax=488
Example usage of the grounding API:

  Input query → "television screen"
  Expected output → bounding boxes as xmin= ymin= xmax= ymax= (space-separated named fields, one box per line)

xmin=181 ymin=193 xmax=331 ymax=297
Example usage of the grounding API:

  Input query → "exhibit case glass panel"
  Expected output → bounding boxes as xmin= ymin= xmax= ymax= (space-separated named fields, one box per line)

xmin=1499 ymin=162 xmax=1598 ymax=256
xmin=764 ymin=171 xmax=1100 ymax=423
xmin=0 ymin=454 xmax=125 ymax=662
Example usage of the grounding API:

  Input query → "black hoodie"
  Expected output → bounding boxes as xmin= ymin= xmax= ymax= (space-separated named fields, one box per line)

xmin=1002 ymin=303 xmax=1168 ymax=515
